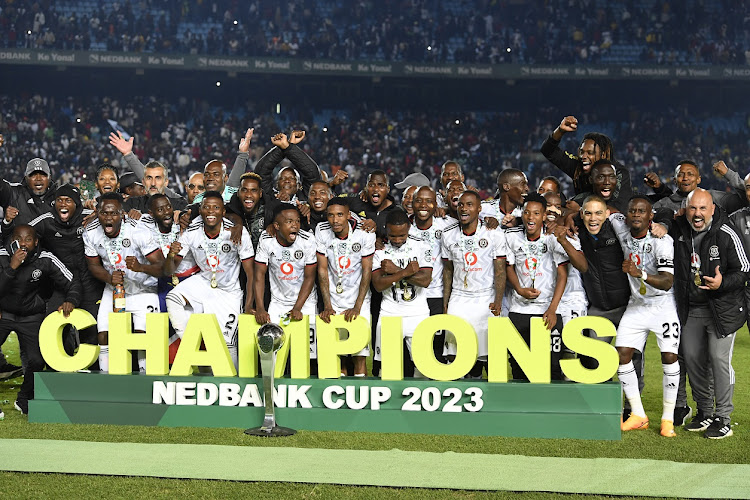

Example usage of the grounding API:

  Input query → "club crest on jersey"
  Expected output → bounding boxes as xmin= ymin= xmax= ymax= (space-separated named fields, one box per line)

xmin=352 ymin=243 xmax=361 ymax=252
xmin=31 ymin=269 xmax=42 ymax=281
xmin=294 ymin=249 xmax=303 ymax=260
xmin=643 ymin=243 xmax=652 ymax=253
xmin=435 ymin=230 xmax=442 ymax=239
xmin=122 ymin=238 xmax=131 ymax=248
xmin=478 ymin=238 xmax=488 ymax=248
xmin=221 ymin=243 xmax=231 ymax=253
xmin=709 ymin=245 xmax=719 ymax=258
xmin=281 ymin=249 xmax=291 ymax=261
xmin=77 ymin=227 xmax=84 ymax=236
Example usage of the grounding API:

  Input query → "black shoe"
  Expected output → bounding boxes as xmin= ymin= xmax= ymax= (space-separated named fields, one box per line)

xmin=622 ymin=408 xmax=631 ymax=421
xmin=0 ymin=363 xmax=23 ymax=380
xmin=685 ymin=412 xmax=714 ymax=432
xmin=14 ymin=399 xmax=28 ymax=415
xmin=704 ymin=417 xmax=733 ymax=439
xmin=673 ymin=405 xmax=693 ymax=427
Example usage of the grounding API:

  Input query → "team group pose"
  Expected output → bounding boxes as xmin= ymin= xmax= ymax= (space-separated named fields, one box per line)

xmin=0 ymin=115 xmax=747 ymax=441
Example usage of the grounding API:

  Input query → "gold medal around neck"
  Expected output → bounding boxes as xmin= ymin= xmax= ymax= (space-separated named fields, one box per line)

xmin=639 ymin=279 xmax=647 ymax=295
xmin=694 ymin=271 xmax=702 ymax=287
xmin=336 ymin=282 xmax=344 ymax=294
xmin=463 ymin=274 xmax=468 ymax=289
xmin=171 ymin=275 xmax=179 ymax=286
xmin=210 ymin=273 xmax=218 ymax=288
xmin=403 ymin=287 xmax=413 ymax=301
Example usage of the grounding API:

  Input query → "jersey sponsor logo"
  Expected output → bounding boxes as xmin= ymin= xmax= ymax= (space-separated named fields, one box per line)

xmin=629 ymin=253 xmax=641 ymax=266
xmin=122 ymin=238 xmax=131 ymax=248
xmin=221 ymin=243 xmax=231 ymax=253
xmin=464 ymin=252 xmax=478 ymax=266
xmin=280 ymin=262 xmax=294 ymax=275
xmin=352 ymin=243 xmax=361 ymax=252
xmin=294 ymin=249 xmax=304 ymax=260
xmin=709 ymin=245 xmax=719 ymax=258
xmin=338 ymin=256 xmax=351 ymax=269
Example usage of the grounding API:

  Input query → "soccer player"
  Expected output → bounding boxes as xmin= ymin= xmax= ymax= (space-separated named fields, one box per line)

xmin=400 ymin=185 xmax=418 ymax=215
xmin=441 ymin=191 xmax=506 ymax=367
xmin=372 ymin=209 xmax=433 ymax=375
xmin=611 ymin=196 xmax=680 ymax=437
xmin=538 ymin=176 xmax=562 ymax=196
xmin=0 ymin=224 xmax=80 ymax=414
xmin=164 ymin=191 xmax=255 ymax=369
xmin=444 ymin=180 xmax=467 ymax=221
xmin=670 ymin=188 xmax=748 ymax=439
xmin=254 ymin=205 xmax=318 ymax=359
xmin=480 ymin=169 xmax=528 ymax=228
xmin=437 ymin=160 xmax=464 ymax=208
xmin=83 ymin=193 xmax=165 ymax=373
xmin=316 ymin=198 xmax=375 ymax=376
xmin=569 ymin=160 xmax=628 ymax=213
xmin=505 ymin=193 xmax=568 ymax=381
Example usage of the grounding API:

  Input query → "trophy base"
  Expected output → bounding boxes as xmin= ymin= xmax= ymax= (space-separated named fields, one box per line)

xmin=244 ymin=426 xmax=297 ymax=437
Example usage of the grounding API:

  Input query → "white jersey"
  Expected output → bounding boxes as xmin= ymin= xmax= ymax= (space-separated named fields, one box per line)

xmin=256 ymin=229 xmax=317 ymax=309
xmin=440 ymin=220 xmax=507 ymax=299
xmin=409 ymin=216 xmax=451 ymax=299
xmin=506 ymin=228 xmax=569 ymax=315
xmin=557 ymin=235 xmax=588 ymax=310
xmin=315 ymin=220 xmax=375 ymax=311
xmin=479 ymin=198 xmax=523 ymax=220
xmin=138 ymin=214 xmax=199 ymax=277
xmin=177 ymin=217 xmax=254 ymax=292
xmin=373 ymin=235 xmax=432 ymax=316
xmin=609 ymin=213 xmax=675 ymax=307
xmin=83 ymin=217 xmax=160 ymax=294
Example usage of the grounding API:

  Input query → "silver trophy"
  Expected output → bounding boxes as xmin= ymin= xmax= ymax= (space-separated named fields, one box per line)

xmin=244 ymin=323 xmax=296 ymax=437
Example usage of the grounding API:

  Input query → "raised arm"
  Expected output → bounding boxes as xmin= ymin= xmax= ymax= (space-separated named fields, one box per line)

xmin=227 ymin=128 xmax=254 ymax=188
xmin=254 ymin=136 xmax=288 ymax=196
xmin=540 ymin=116 xmax=582 ymax=180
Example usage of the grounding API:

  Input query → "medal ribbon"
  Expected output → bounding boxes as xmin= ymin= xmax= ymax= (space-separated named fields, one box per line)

xmin=202 ymin=222 xmax=222 ymax=280
xmin=523 ymin=236 xmax=541 ymax=288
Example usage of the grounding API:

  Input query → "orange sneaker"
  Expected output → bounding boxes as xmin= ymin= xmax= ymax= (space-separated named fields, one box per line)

xmin=621 ymin=414 xmax=649 ymax=431
xmin=660 ymin=419 xmax=676 ymax=437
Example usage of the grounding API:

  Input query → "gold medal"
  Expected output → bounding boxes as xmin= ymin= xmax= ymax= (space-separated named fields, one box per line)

xmin=336 ymin=281 xmax=344 ymax=294
xmin=171 ymin=275 xmax=179 ymax=286
xmin=694 ymin=271 xmax=702 ymax=287
xmin=463 ymin=273 xmax=468 ymax=289
xmin=403 ymin=287 xmax=413 ymax=301
xmin=210 ymin=272 xmax=218 ymax=288
xmin=639 ymin=279 xmax=647 ymax=295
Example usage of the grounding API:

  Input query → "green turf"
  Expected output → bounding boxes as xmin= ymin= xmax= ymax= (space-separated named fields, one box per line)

xmin=1 ymin=328 xmax=749 ymax=499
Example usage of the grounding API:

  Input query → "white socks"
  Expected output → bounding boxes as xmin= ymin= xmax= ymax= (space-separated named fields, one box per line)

xmin=98 ymin=345 xmax=109 ymax=373
xmin=165 ymin=292 xmax=189 ymax=338
xmin=618 ymin=361 xmax=645 ymax=418
xmin=662 ymin=361 xmax=680 ymax=421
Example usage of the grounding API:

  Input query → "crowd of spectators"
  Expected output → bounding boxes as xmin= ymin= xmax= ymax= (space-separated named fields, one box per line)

xmin=1 ymin=0 xmax=749 ymax=66
xmin=1 ymin=92 xmax=748 ymax=200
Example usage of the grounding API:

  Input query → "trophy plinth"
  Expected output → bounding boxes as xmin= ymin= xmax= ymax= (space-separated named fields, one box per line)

xmin=244 ymin=323 xmax=296 ymax=437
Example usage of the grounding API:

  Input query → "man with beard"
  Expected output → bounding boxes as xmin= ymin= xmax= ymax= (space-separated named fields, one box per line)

xmin=441 ymin=191 xmax=507 ymax=371
xmin=669 ymin=188 xmax=749 ymax=439
xmin=164 ymin=192 xmax=255 ymax=370
xmin=226 ymin=172 xmax=269 ymax=250
xmin=505 ymin=194 xmax=568 ymax=381
xmin=316 ymin=198 xmax=375 ymax=376
xmin=254 ymin=205 xmax=318 ymax=360
xmin=84 ymin=193 xmax=165 ymax=373
xmin=0 ymin=158 xmax=56 ymax=243
xmin=27 ymin=184 xmax=103 ymax=358
xmin=0 ymin=224 xmax=80 ymax=414
xmin=480 ymin=169 xmax=528 ymax=228
xmin=610 ymin=196 xmax=680 ymax=437
xmin=540 ymin=115 xmax=632 ymax=206
xmin=653 ymin=160 xmax=745 ymax=214
xmin=372 ymin=209 xmax=433 ymax=376
xmin=122 ymin=161 xmax=187 ymax=213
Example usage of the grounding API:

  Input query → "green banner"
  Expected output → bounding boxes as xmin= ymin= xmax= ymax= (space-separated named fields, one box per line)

xmin=0 ymin=48 xmax=745 ymax=80
xmin=32 ymin=372 xmax=622 ymax=440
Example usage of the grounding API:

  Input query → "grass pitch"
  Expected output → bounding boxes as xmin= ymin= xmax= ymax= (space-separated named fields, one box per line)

xmin=1 ymin=329 xmax=748 ymax=499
